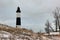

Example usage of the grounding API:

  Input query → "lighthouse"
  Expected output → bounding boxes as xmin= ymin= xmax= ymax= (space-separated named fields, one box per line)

xmin=16 ymin=7 xmax=21 ymax=28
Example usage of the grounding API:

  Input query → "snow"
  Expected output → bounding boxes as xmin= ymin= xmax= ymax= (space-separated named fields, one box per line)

xmin=0 ymin=31 xmax=60 ymax=40
xmin=50 ymin=32 xmax=59 ymax=35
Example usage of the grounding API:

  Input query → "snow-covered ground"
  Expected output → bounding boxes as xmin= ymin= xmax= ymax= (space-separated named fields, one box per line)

xmin=41 ymin=36 xmax=60 ymax=40
xmin=0 ymin=31 xmax=60 ymax=40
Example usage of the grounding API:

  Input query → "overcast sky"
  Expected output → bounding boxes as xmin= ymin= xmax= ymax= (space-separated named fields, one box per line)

xmin=0 ymin=0 xmax=60 ymax=32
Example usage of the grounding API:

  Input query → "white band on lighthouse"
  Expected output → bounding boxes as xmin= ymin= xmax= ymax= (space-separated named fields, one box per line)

xmin=16 ymin=13 xmax=21 ymax=17
xmin=16 ymin=25 xmax=21 ymax=28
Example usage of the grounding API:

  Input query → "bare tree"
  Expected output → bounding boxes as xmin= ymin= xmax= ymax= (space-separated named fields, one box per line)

xmin=45 ymin=7 xmax=60 ymax=34
xmin=45 ymin=20 xmax=51 ymax=34
xmin=45 ymin=20 xmax=54 ymax=34
xmin=53 ymin=7 xmax=60 ymax=32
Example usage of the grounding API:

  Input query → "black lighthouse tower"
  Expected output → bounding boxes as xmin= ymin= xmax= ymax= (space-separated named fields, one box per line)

xmin=16 ymin=7 xmax=21 ymax=28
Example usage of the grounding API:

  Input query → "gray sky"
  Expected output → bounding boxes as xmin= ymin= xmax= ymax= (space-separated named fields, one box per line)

xmin=0 ymin=0 xmax=60 ymax=32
